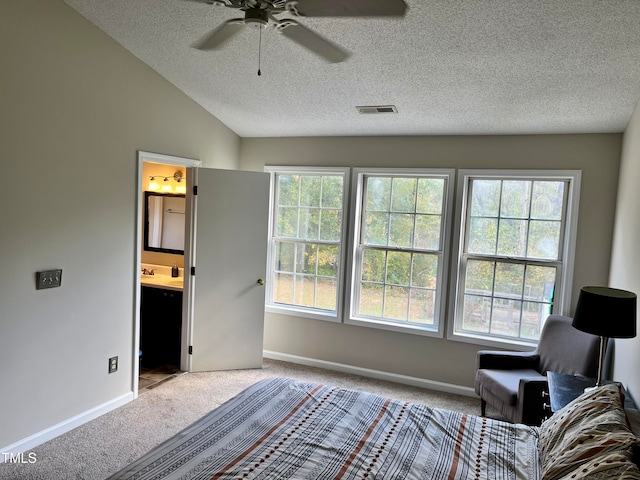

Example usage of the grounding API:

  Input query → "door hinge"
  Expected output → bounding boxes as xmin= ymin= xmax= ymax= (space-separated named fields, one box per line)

xmin=190 ymin=266 xmax=196 ymax=276
xmin=193 ymin=185 xmax=198 ymax=195
xmin=188 ymin=346 xmax=193 ymax=355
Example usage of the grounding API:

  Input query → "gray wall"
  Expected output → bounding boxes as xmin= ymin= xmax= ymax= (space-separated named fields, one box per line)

xmin=611 ymin=101 xmax=640 ymax=401
xmin=240 ymin=134 xmax=622 ymax=387
xmin=0 ymin=0 xmax=240 ymax=449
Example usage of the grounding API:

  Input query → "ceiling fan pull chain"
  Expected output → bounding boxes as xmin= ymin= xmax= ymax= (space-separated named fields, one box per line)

xmin=257 ymin=26 xmax=262 ymax=76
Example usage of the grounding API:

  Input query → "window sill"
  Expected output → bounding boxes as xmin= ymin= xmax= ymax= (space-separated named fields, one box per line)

xmin=346 ymin=316 xmax=443 ymax=338
xmin=265 ymin=304 xmax=340 ymax=323
xmin=446 ymin=330 xmax=538 ymax=351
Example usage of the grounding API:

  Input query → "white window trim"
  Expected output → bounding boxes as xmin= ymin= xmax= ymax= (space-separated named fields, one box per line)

xmin=345 ymin=167 xmax=456 ymax=338
xmin=264 ymin=166 xmax=350 ymax=322
xmin=447 ymin=169 xmax=581 ymax=349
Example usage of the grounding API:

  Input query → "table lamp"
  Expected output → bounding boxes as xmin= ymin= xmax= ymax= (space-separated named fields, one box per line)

xmin=571 ymin=286 xmax=637 ymax=389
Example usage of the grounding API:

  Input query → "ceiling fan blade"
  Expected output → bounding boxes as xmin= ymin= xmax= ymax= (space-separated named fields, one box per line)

xmin=290 ymin=0 xmax=407 ymax=17
xmin=195 ymin=19 xmax=245 ymax=50
xmin=182 ymin=0 xmax=242 ymax=6
xmin=278 ymin=20 xmax=349 ymax=63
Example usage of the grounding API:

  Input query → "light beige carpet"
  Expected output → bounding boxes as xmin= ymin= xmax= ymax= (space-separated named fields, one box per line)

xmin=0 ymin=359 xmax=491 ymax=480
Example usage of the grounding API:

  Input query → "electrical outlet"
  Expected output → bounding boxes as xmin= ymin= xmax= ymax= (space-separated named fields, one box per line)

xmin=35 ymin=269 xmax=62 ymax=289
xmin=108 ymin=356 xmax=118 ymax=374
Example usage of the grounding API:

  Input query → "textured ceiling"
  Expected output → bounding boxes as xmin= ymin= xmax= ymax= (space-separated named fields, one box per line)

xmin=63 ymin=0 xmax=640 ymax=137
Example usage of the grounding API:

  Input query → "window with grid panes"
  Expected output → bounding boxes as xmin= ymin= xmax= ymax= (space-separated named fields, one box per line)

xmin=452 ymin=171 xmax=580 ymax=344
xmin=348 ymin=169 xmax=454 ymax=334
xmin=265 ymin=167 xmax=348 ymax=319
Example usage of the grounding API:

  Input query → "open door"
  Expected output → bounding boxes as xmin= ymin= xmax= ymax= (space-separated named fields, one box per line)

xmin=186 ymin=168 xmax=270 ymax=372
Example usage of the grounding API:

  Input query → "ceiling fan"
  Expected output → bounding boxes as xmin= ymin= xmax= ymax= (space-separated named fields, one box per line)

xmin=189 ymin=0 xmax=408 ymax=63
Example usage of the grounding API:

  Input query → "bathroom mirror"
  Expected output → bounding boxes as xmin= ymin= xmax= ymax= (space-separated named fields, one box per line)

xmin=144 ymin=192 xmax=186 ymax=254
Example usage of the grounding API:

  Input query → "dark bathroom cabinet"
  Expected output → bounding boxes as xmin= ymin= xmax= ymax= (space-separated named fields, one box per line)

xmin=140 ymin=286 xmax=182 ymax=369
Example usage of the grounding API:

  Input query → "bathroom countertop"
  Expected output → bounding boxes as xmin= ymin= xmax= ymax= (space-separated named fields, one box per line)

xmin=141 ymin=274 xmax=183 ymax=291
xmin=140 ymin=263 xmax=183 ymax=291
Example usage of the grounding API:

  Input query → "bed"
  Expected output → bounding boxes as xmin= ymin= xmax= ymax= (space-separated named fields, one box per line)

xmin=107 ymin=378 xmax=640 ymax=480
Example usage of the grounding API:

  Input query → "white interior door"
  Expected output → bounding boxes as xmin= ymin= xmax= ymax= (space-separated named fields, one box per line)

xmin=188 ymin=168 xmax=269 ymax=371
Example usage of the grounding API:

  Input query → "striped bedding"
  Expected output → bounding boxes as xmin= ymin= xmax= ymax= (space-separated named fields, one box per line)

xmin=108 ymin=377 xmax=540 ymax=480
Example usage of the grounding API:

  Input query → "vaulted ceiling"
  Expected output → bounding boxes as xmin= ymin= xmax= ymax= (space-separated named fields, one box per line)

xmin=64 ymin=0 xmax=640 ymax=137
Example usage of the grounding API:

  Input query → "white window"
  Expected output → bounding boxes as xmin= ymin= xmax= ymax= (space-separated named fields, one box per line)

xmin=347 ymin=169 xmax=455 ymax=336
xmin=265 ymin=167 xmax=349 ymax=321
xmin=449 ymin=170 xmax=581 ymax=346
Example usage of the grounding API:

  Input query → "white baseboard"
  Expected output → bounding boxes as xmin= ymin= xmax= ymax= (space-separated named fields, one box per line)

xmin=1 ymin=392 xmax=134 ymax=461
xmin=263 ymin=350 xmax=477 ymax=398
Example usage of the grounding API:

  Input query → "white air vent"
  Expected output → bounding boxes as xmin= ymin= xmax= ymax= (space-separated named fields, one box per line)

xmin=356 ymin=105 xmax=398 ymax=114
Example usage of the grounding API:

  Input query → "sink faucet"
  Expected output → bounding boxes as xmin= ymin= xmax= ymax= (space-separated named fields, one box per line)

xmin=141 ymin=268 xmax=155 ymax=276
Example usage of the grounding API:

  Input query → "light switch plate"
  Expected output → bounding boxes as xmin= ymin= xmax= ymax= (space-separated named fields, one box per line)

xmin=36 ymin=269 xmax=62 ymax=289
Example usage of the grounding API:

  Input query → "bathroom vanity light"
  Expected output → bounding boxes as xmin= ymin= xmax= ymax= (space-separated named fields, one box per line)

xmin=148 ymin=170 xmax=184 ymax=193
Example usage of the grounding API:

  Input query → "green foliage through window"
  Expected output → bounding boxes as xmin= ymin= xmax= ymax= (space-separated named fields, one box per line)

xmin=271 ymin=172 xmax=345 ymax=313
xmin=356 ymin=174 xmax=449 ymax=327
xmin=267 ymin=167 xmax=577 ymax=345
xmin=459 ymin=177 xmax=568 ymax=341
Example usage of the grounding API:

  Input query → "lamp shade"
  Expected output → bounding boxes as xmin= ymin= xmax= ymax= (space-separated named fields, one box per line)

xmin=572 ymin=286 xmax=637 ymax=338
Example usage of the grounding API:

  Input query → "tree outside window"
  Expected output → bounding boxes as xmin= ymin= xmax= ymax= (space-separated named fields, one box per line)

xmin=348 ymin=169 xmax=454 ymax=335
xmin=265 ymin=168 xmax=348 ymax=320
xmin=265 ymin=166 xmax=579 ymax=347
xmin=452 ymin=172 xmax=579 ymax=344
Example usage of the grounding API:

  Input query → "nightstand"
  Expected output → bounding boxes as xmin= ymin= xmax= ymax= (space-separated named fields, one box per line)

xmin=547 ymin=371 xmax=633 ymax=413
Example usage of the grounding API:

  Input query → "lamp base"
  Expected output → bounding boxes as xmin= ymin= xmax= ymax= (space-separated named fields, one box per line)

xmin=591 ymin=335 xmax=609 ymax=392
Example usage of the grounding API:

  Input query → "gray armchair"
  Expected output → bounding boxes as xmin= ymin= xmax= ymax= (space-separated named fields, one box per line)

xmin=474 ymin=315 xmax=600 ymax=426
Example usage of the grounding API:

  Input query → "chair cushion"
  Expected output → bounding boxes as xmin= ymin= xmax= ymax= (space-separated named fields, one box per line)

xmin=475 ymin=369 xmax=545 ymax=406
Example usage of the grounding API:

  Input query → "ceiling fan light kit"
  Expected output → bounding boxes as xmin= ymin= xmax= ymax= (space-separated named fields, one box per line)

xmin=190 ymin=0 xmax=408 ymax=64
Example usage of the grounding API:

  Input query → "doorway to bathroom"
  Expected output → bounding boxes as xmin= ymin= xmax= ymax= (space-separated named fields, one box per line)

xmin=133 ymin=151 xmax=270 ymax=397
xmin=136 ymin=153 xmax=197 ymax=393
